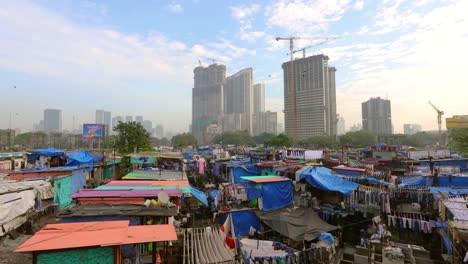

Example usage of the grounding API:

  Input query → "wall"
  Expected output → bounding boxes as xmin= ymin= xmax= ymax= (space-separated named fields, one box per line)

xmin=53 ymin=175 xmax=72 ymax=209
xmin=36 ymin=246 xmax=114 ymax=264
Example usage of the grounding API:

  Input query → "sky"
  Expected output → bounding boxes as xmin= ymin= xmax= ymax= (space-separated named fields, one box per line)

xmin=1 ymin=0 xmax=467 ymax=134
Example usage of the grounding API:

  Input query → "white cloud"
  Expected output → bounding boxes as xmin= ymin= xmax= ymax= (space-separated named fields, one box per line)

xmin=230 ymin=4 xmax=260 ymax=20
xmin=354 ymin=0 xmax=364 ymax=10
xmin=168 ymin=2 xmax=183 ymax=13
xmin=265 ymin=0 xmax=356 ymax=33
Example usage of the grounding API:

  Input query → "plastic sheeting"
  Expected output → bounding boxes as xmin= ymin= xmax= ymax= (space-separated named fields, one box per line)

xmin=27 ymin=148 xmax=65 ymax=163
xmin=66 ymin=151 xmax=94 ymax=171
xmin=400 ymin=176 xmax=468 ymax=187
xmin=190 ymin=185 xmax=208 ymax=206
xmin=71 ymin=169 xmax=87 ymax=194
xmin=229 ymin=164 xmax=261 ymax=184
xmin=298 ymin=166 xmax=358 ymax=196
xmin=0 ymin=190 xmax=36 ymax=227
xmin=256 ymin=206 xmax=337 ymax=241
xmin=430 ymin=187 xmax=468 ymax=195
xmin=130 ymin=156 xmax=157 ymax=164
xmin=260 ymin=180 xmax=293 ymax=211
xmin=218 ymin=210 xmax=262 ymax=236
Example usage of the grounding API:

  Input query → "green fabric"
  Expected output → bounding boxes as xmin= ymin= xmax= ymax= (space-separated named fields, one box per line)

xmin=36 ymin=246 xmax=114 ymax=264
xmin=53 ymin=175 xmax=73 ymax=209
xmin=130 ymin=156 xmax=157 ymax=164
xmin=104 ymin=164 xmax=115 ymax=180
xmin=260 ymin=168 xmax=275 ymax=176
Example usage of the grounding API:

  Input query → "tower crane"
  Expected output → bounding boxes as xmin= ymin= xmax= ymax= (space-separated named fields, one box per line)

xmin=293 ymin=37 xmax=338 ymax=58
xmin=428 ymin=101 xmax=444 ymax=146
xmin=275 ymin=36 xmax=338 ymax=138
xmin=201 ymin=57 xmax=226 ymax=65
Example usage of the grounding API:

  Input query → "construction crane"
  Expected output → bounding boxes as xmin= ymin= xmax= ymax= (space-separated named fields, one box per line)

xmin=201 ymin=57 xmax=226 ymax=65
xmin=275 ymin=36 xmax=337 ymax=138
xmin=428 ymin=101 xmax=444 ymax=146
xmin=293 ymin=38 xmax=338 ymax=58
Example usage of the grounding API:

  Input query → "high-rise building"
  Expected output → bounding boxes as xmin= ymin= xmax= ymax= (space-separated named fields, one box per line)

xmin=337 ymin=114 xmax=346 ymax=135
xmin=112 ymin=116 xmax=123 ymax=134
xmin=349 ymin=123 xmax=362 ymax=132
xmin=282 ymin=54 xmax=337 ymax=140
xmin=96 ymin=110 xmax=111 ymax=136
xmin=125 ymin=116 xmax=133 ymax=123
xmin=155 ymin=124 xmax=164 ymax=139
xmin=192 ymin=64 xmax=226 ymax=144
xmin=44 ymin=109 xmax=62 ymax=133
xmin=253 ymin=83 xmax=265 ymax=113
xmin=135 ymin=116 xmax=144 ymax=124
xmin=142 ymin=120 xmax=152 ymax=134
xmin=253 ymin=111 xmax=278 ymax=135
xmin=223 ymin=68 xmax=254 ymax=133
xmin=404 ymin=124 xmax=422 ymax=135
xmin=362 ymin=97 xmax=392 ymax=135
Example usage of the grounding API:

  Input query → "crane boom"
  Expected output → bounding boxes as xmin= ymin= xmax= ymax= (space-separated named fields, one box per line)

xmin=428 ymin=101 xmax=444 ymax=146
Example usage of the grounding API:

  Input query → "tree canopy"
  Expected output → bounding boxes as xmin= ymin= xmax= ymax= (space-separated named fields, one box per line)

xmin=299 ymin=135 xmax=337 ymax=149
xmin=264 ymin=133 xmax=295 ymax=147
xmin=213 ymin=130 xmax=255 ymax=146
xmin=114 ymin=121 xmax=152 ymax=154
xmin=253 ymin=132 xmax=276 ymax=145
xmin=339 ymin=130 xmax=376 ymax=148
xmin=449 ymin=128 xmax=468 ymax=155
xmin=171 ymin=133 xmax=197 ymax=147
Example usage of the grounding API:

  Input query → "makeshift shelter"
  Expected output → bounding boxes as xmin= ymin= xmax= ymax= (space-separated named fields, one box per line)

xmin=228 ymin=162 xmax=260 ymax=184
xmin=15 ymin=221 xmax=177 ymax=264
xmin=242 ymin=176 xmax=293 ymax=211
xmin=256 ymin=206 xmax=337 ymax=241
xmin=65 ymin=150 xmax=95 ymax=171
xmin=333 ymin=165 xmax=366 ymax=177
xmin=297 ymin=166 xmax=359 ymax=196
xmin=95 ymin=180 xmax=191 ymax=194
xmin=239 ymin=238 xmax=298 ymax=263
xmin=218 ymin=209 xmax=262 ymax=236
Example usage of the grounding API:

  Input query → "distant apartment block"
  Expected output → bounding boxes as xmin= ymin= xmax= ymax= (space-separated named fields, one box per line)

xmin=44 ymin=109 xmax=62 ymax=133
xmin=362 ymin=97 xmax=392 ymax=135
xmin=224 ymin=68 xmax=254 ymax=133
xmin=403 ymin=124 xmax=422 ymax=135
xmin=96 ymin=110 xmax=111 ymax=136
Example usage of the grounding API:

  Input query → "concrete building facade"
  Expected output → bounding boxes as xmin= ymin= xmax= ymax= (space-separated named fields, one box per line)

xmin=282 ymin=54 xmax=337 ymax=140
xmin=135 ymin=116 xmax=143 ymax=124
xmin=96 ymin=110 xmax=111 ymax=136
xmin=362 ymin=97 xmax=392 ymax=135
xmin=403 ymin=124 xmax=422 ymax=135
xmin=337 ymin=114 xmax=346 ymax=135
xmin=223 ymin=68 xmax=254 ymax=133
xmin=125 ymin=116 xmax=133 ymax=123
xmin=253 ymin=83 xmax=265 ymax=113
xmin=155 ymin=124 xmax=164 ymax=139
xmin=192 ymin=64 xmax=226 ymax=144
xmin=112 ymin=116 xmax=123 ymax=133
xmin=44 ymin=109 xmax=62 ymax=133
xmin=253 ymin=111 xmax=278 ymax=136
xmin=142 ymin=120 xmax=152 ymax=134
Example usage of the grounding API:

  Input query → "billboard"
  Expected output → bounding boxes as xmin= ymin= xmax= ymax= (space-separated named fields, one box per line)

xmin=83 ymin=124 xmax=105 ymax=140
xmin=446 ymin=116 xmax=468 ymax=129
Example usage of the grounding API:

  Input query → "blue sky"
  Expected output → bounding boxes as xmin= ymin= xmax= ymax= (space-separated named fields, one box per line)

xmin=1 ymin=0 xmax=467 ymax=134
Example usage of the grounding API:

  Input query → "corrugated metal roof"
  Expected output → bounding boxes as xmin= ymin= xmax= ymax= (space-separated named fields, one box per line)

xmin=71 ymin=189 xmax=182 ymax=198
xmin=58 ymin=203 xmax=179 ymax=217
xmin=15 ymin=221 xmax=177 ymax=252
xmin=241 ymin=176 xmax=291 ymax=183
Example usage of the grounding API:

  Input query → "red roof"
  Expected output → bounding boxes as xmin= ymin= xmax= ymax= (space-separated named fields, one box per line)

xmin=15 ymin=221 xmax=177 ymax=252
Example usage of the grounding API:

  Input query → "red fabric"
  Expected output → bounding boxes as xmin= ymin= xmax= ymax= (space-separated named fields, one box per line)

xmin=225 ymin=236 xmax=235 ymax=249
xmin=220 ymin=226 xmax=225 ymax=232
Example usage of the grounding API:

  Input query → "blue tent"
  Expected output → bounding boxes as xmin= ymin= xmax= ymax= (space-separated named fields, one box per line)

xmin=66 ymin=151 xmax=95 ymax=171
xmin=298 ymin=166 xmax=359 ymax=196
xmin=218 ymin=210 xmax=262 ymax=236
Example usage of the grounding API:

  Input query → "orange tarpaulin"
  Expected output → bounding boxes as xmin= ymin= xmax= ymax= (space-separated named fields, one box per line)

xmin=15 ymin=221 xmax=177 ymax=252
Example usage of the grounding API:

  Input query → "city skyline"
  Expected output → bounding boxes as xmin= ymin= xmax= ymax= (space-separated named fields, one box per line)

xmin=1 ymin=1 xmax=467 ymax=133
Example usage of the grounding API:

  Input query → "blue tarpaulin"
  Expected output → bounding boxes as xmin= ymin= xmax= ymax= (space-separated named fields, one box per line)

xmin=421 ymin=159 xmax=468 ymax=172
xmin=218 ymin=210 xmax=262 ymax=236
xmin=298 ymin=166 xmax=359 ymax=196
xmin=401 ymin=176 xmax=468 ymax=187
xmin=333 ymin=169 xmax=361 ymax=177
xmin=229 ymin=163 xmax=261 ymax=184
xmin=190 ymin=185 xmax=208 ymax=206
xmin=27 ymin=148 xmax=65 ymax=163
xmin=430 ymin=187 xmax=468 ymax=195
xmin=91 ymin=154 xmax=104 ymax=163
xmin=261 ymin=180 xmax=293 ymax=211
xmin=71 ymin=169 xmax=87 ymax=194
xmin=66 ymin=151 xmax=94 ymax=171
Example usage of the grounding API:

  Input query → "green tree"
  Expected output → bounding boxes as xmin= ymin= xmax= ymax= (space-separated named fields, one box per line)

xmin=264 ymin=133 xmax=295 ymax=147
xmin=253 ymin=132 xmax=275 ymax=145
xmin=300 ymin=135 xmax=337 ymax=148
xmin=449 ymin=128 xmax=468 ymax=155
xmin=339 ymin=130 xmax=376 ymax=148
xmin=171 ymin=133 xmax=197 ymax=147
xmin=213 ymin=130 xmax=255 ymax=146
xmin=114 ymin=122 xmax=152 ymax=154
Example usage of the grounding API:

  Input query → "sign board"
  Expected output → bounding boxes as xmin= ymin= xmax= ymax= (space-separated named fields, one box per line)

xmin=446 ymin=117 xmax=468 ymax=129
xmin=83 ymin=124 xmax=105 ymax=140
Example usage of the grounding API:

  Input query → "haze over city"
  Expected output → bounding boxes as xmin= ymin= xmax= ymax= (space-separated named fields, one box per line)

xmin=1 ymin=0 xmax=467 ymax=133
